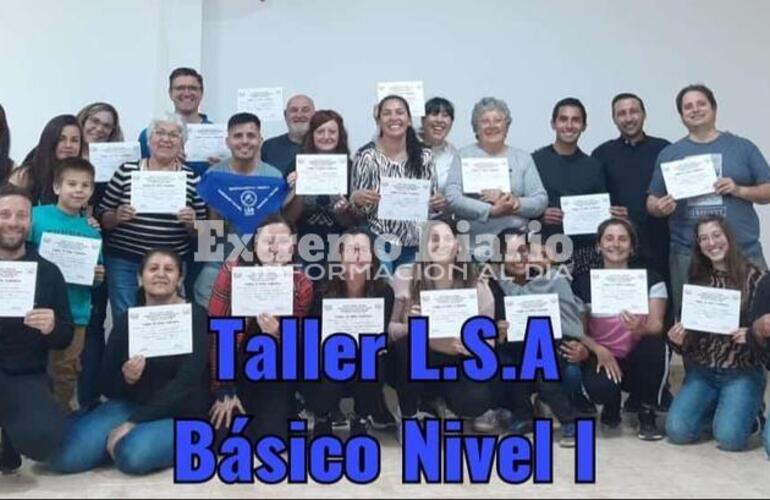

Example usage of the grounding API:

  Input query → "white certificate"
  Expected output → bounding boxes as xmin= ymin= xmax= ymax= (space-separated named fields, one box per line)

xmin=590 ymin=269 xmax=649 ymax=315
xmin=377 ymin=81 xmax=425 ymax=117
xmin=89 ymin=142 xmax=141 ymax=182
xmin=185 ymin=124 xmax=229 ymax=162
xmin=38 ymin=233 xmax=101 ymax=286
xmin=295 ymin=154 xmax=348 ymax=195
xmin=377 ymin=177 xmax=431 ymax=221
xmin=419 ymin=288 xmax=479 ymax=339
xmin=661 ymin=154 xmax=719 ymax=200
xmin=681 ymin=284 xmax=741 ymax=335
xmin=128 ymin=303 xmax=193 ymax=358
xmin=561 ymin=193 xmax=611 ymax=236
xmin=231 ymin=266 xmax=294 ymax=317
xmin=504 ymin=294 xmax=562 ymax=342
xmin=322 ymin=298 xmax=385 ymax=340
xmin=0 ymin=262 xmax=37 ymax=318
xmin=461 ymin=158 xmax=510 ymax=194
xmin=130 ymin=171 xmax=188 ymax=214
xmin=237 ymin=87 xmax=284 ymax=122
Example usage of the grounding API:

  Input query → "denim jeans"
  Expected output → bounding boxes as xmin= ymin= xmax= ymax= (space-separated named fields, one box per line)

xmin=666 ymin=363 xmax=766 ymax=451
xmin=48 ymin=399 xmax=174 ymax=475
xmin=104 ymin=255 xmax=141 ymax=322
xmin=764 ymin=412 xmax=770 ymax=458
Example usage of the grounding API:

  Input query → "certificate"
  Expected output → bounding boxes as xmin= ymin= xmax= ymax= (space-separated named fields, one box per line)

xmin=377 ymin=177 xmax=431 ymax=221
xmin=419 ymin=288 xmax=479 ymax=338
xmin=231 ymin=266 xmax=294 ymax=317
xmin=561 ymin=193 xmax=611 ymax=236
xmin=89 ymin=142 xmax=141 ymax=182
xmin=377 ymin=81 xmax=425 ymax=117
xmin=130 ymin=171 xmax=188 ymax=214
xmin=185 ymin=124 xmax=229 ymax=162
xmin=504 ymin=294 xmax=562 ymax=342
xmin=38 ymin=233 xmax=101 ymax=286
xmin=0 ymin=262 xmax=37 ymax=318
xmin=590 ymin=269 xmax=649 ymax=315
xmin=681 ymin=284 xmax=741 ymax=335
xmin=295 ymin=154 xmax=348 ymax=195
xmin=128 ymin=303 xmax=193 ymax=358
xmin=237 ymin=87 xmax=284 ymax=122
xmin=461 ymin=158 xmax=510 ymax=193
xmin=660 ymin=154 xmax=719 ymax=200
xmin=322 ymin=298 xmax=385 ymax=340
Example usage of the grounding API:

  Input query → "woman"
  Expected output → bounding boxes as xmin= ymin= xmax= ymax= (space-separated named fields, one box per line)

xmin=419 ymin=97 xmax=457 ymax=193
xmin=76 ymin=101 xmax=125 ymax=409
xmin=96 ymin=113 xmax=207 ymax=321
xmin=388 ymin=220 xmax=493 ymax=441
xmin=301 ymin=229 xmax=394 ymax=437
xmin=569 ymin=218 xmax=669 ymax=441
xmin=666 ymin=215 xmax=767 ymax=451
xmin=350 ymin=95 xmax=443 ymax=273
xmin=208 ymin=215 xmax=313 ymax=444
xmin=48 ymin=248 xmax=210 ymax=475
xmin=9 ymin=114 xmax=83 ymax=204
xmin=444 ymin=96 xmax=548 ymax=262
xmin=0 ymin=104 xmax=13 ymax=182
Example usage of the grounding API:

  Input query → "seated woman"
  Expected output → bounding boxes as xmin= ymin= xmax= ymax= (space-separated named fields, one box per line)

xmin=207 ymin=214 xmax=313 ymax=444
xmin=300 ymin=229 xmax=394 ymax=437
xmin=666 ymin=215 xmax=768 ymax=451
xmin=569 ymin=218 xmax=668 ymax=441
xmin=388 ymin=220 xmax=493 ymax=441
xmin=749 ymin=273 xmax=770 ymax=457
xmin=48 ymin=248 xmax=210 ymax=475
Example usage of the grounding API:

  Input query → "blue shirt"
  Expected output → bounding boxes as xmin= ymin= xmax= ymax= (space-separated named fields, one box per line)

xmin=138 ymin=113 xmax=212 ymax=177
xmin=261 ymin=133 xmax=300 ymax=178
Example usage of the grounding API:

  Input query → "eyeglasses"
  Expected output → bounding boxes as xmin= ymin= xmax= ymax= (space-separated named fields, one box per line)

xmin=172 ymin=85 xmax=202 ymax=93
xmin=153 ymin=130 xmax=182 ymax=141
xmin=86 ymin=115 xmax=114 ymax=132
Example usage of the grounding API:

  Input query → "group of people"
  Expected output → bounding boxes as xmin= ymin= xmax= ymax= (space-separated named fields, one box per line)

xmin=1 ymin=66 xmax=769 ymax=478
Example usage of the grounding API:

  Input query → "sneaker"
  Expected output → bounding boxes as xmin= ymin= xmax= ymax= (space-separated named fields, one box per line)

xmin=637 ymin=409 xmax=664 ymax=441
xmin=559 ymin=423 xmax=576 ymax=448
xmin=600 ymin=406 xmax=622 ymax=429
xmin=331 ymin=407 xmax=347 ymax=428
xmin=0 ymin=430 xmax=21 ymax=474
xmin=349 ymin=415 xmax=370 ymax=437
xmin=472 ymin=409 xmax=499 ymax=434
xmin=506 ymin=418 xmax=535 ymax=436
xmin=312 ymin=415 xmax=333 ymax=438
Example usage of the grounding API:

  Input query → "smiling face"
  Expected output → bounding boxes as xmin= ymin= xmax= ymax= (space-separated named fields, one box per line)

xmin=697 ymin=221 xmax=729 ymax=266
xmin=149 ymin=121 xmax=184 ymax=164
xmin=598 ymin=223 xmax=633 ymax=267
xmin=503 ymin=234 xmax=528 ymax=277
xmin=476 ymin=109 xmax=508 ymax=150
xmin=426 ymin=222 xmax=458 ymax=264
xmin=226 ymin=122 xmax=262 ymax=163
xmin=612 ymin=98 xmax=645 ymax=140
xmin=312 ymin=119 xmax=340 ymax=153
xmin=551 ymin=105 xmax=586 ymax=146
xmin=54 ymin=169 xmax=94 ymax=213
xmin=140 ymin=253 xmax=183 ymax=302
xmin=378 ymin=98 xmax=411 ymax=140
xmin=83 ymin=110 xmax=116 ymax=144
xmin=0 ymin=195 xmax=31 ymax=253
xmin=56 ymin=125 xmax=82 ymax=160
xmin=169 ymin=75 xmax=203 ymax=115
xmin=285 ymin=95 xmax=315 ymax=138
xmin=421 ymin=110 xmax=453 ymax=146
xmin=680 ymin=90 xmax=716 ymax=132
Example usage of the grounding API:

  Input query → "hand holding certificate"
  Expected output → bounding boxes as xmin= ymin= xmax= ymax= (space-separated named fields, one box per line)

xmin=129 ymin=303 xmax=193 ymax=358
xmin=590 ymin=269 xmax=649 ymax=315
xmin=231 ymin=266 xmax=294 ymax=317
xmin=461 ymin=158 xmax=510 ymax=194
xmin=89 ymin=142 xmax=141 ymax=182
xmin=504 ymin=294 xmax=562 ymax=341
xmin=130 ymin=171 xmax=188 ymax=214
xmin=419 ymin=288 xmax=479 ymax=338
xmin=237 ymin=87 xmax=284 ymax=122
xmin=38 ymin=233 xmax=101 ymax=286
xmin=561 ymin=193 xmax=611 ymax=235
xmin=660 ymin=154 xmax=719 ymax=200
xmin=377 ymin=81 xmax=425 ymax=117
xmin=681 ymin=284 xmax=741 ymax=335
xmin=322 ymin=298 xmax=385 ymax=340
xmin=295 ymin=155 xmax=349 ymax=195
xmin=377 ymin=177 xmax=431 ymax=221
xmin=185 ymin=124 xmax=229 ymax=162
xmin=0 ymin=262 xmax=37 ymax=318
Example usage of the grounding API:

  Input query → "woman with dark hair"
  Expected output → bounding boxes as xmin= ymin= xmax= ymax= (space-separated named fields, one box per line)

xmin=350 ymin=95 xmax=443 ymax=273
xmin=0 ymin=104 xmax=13 ymax=182
xmin=9 ymin=114 xmax=83 ymax=204
xmin=301 ymin=229 xmax=394 ymax=437
xmin=569 ymin=217 xmax=669 ymax=441
xmin=48 ymin=248 xmax=210 ymax=475
xmin=419 ymin=97 xmax=457 ymax=194
xmin=666 ymin=215 xmax=768 ymax=451
xmin=207 ymin=214 xmax=314 ymax=444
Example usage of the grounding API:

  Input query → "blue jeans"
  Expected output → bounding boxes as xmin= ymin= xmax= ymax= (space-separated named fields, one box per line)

xmin=666 ymin=364 xmax=765 ymax=451
xmin=104 ymin=255 xmax=141 ymax=322
xmin=48 ymin=399 xmax=174 ymax=475
xmin=764 ymin=408 xmax=770 ymax=458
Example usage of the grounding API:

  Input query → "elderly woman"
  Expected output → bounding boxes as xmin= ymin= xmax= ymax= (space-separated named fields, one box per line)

xmin=96 ymin=113 xmax=207 ymax=321
xmin=419 ymin=97 xmax=458 ymax=194
xmin=445 ymin=97 xmax=548 ymax=262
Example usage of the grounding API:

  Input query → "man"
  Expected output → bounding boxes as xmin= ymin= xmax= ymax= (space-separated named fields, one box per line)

xmin=533 ymin=97 xmax=608 ymax=278
xmin=261 ymin=94 xmax=316 ymax=177
xmin=647 ymin=83 xmax=770 ymax=313
xmin=138 ymin=67 xmax=215 ymax=176
xmin=0 ymin=184 xmax=73 ymax=472
xmin=193 ymin=112 xmax=297 ymax=307
xmin=592 ymin=93 xmax=671 ymax=279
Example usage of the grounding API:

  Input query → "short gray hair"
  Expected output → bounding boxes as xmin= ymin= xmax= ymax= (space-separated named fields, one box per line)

xmin=471 ymin=97 xmax=512 ymax=136
xmin=147 ymin=112 xmax=188 ymax=143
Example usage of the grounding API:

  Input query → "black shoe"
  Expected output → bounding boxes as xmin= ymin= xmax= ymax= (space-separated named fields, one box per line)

xmin=637 ymin=409 xmax=664 ymax=441
xmin=331 ymin=407 xmax=347 ymax=428
xmin=349 ymin=415 xmax=370 ymax=437
xmin=600 ymin=406 xmax=622 ymax=429
xmin=312 ymin=415 xmax=333 ymax=438
xmin=0 ymin=430 xmax=22 ymax=474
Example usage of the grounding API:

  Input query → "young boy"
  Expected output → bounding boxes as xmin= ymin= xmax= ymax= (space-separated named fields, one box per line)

xmin=28 ymin=157 xmax=104 ymax=412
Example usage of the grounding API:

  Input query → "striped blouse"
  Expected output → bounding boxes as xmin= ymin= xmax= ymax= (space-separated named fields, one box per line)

xmin=351 ymin=142 xmax=437 ymax=247
xmin=96 ymin=160 xmax=207 ymax=261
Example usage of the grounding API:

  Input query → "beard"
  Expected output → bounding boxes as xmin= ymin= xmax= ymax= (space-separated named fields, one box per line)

xmin=0 ymin=233 xmax=26 ymax=253
xmin=288 ymin=121 xmax=310 ymax=138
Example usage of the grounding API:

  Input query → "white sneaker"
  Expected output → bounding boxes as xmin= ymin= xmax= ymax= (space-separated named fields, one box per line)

xmin=472 ymin=409 xmax=499 ymax=434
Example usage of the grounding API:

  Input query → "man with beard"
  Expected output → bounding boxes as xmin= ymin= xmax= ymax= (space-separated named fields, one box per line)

xmin=0 ymin=184 xmax=73 ymax=472
xmin=262 ymin=94 xmax=316 ymax=178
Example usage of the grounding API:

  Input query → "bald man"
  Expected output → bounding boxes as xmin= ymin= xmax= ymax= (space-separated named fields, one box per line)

xmin=261 ymin=94 xmax=316 ymax=177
